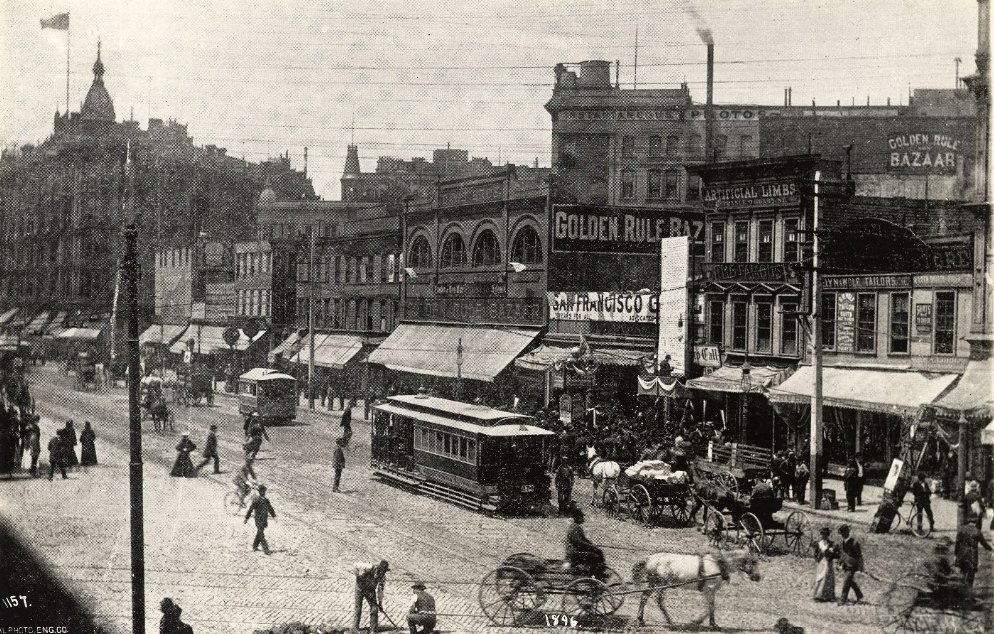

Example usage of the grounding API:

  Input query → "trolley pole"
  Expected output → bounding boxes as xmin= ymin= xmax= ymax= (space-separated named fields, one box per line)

xmin=307 ymin=228 xmax=316 ymax=410
xmin=809 ymin=170 xmax=824 ymax=508
xmin=123 ymin=223 xmax=146 ymax=634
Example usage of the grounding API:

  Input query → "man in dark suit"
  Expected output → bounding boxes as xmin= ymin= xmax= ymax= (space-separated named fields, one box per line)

xmin=911 ymin=473 xmax=934 ymax=532
xmin=244 ymin=484 xmax=276 ymax=555
xmin=837 ymin=524 xmax=864 ymax=605
xmin=47 ymin=432 xmax=67 ymax=480
xmin=854 ymin=453 xmax=865 ymax=506
xmin=195 ymin=424 xmax=220 ymax=474
xmin=333 ymin=438 xmax=346 ymax=492
xmin=555 ymin=459 xmax=574 ymax=516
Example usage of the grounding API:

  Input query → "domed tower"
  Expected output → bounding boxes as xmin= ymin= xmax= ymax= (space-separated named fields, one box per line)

xmin=81 ymin=40 xmax=116 ymax=124
xmin=341 ymin=144 xmax=361 ymax=201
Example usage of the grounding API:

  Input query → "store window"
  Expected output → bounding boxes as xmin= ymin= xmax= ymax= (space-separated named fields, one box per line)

xmin=856 ymin=293 xmax=876 ymax=352
xmin=822 ymin=292 xmax=836 ymax=350
xmin=621 ymin=169 xmax=635 ymax=199
xmin=890 ymin=292 xmax=910 ymax=354
xmin=934 ymin=291 xmax=956 ymax=354
xmin=708 ymin=300 xmax=724 ymax=345
xmin=709 ymin=222 xmax=725 ymax=263
xmin=756 ymin=302 xmax=772 ymax=352
xmin=731 ymin=299 xmax=747 ymax=350
xmin=780 ymin=301 xmax=799 ymax=355
xmin=647 ymin=170 xmax=662 ymax=200
xmin=734 ymin=221 xmax=749 ymax=263
xmin=757 ymin=219 xmax=773 ymax=263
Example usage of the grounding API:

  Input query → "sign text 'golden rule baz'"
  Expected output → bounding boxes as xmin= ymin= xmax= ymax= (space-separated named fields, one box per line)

xmin=551 ymin=204 xmax=703 ymax=255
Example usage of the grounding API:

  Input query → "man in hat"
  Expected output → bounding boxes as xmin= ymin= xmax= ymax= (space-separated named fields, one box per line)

xmin=955 ymin=521 xmax=991 ymax=589
xmin=837 ymin=524 xmax=864 ymax=605
xmin=352 ymin=559 xmax=389 ymax=634
xmin=554 ymin=457 xmax=574 ymax=516
xmin=195 ymin=424 xmax=220 ymax=474
xmin=332 ymin=437 xmax=346 ymax=492
xmin=911 ymin=473 xmax=934 ymax=533
xmin=564 ymin=507 xmax=605 ymax=580
xmin=406 ymin=581 xmax=436 ymax=634
xmin=244 ymin=484 xmax=276 ymax=555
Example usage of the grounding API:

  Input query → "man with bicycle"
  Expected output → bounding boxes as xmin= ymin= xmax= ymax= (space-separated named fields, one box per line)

xmin=233 ymin=457 xmax=257 ymax=505
xmin=911 ymin=473 xmax=934 ymax=533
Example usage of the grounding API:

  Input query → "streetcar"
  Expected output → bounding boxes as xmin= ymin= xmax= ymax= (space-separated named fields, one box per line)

xmin=371 ymin=392 xmax=552 ymax=514
xmin=237 ymin=368 xmax=297 ymax=425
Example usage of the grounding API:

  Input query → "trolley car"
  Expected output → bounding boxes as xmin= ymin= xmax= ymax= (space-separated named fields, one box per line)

xmin=371 ymin=393 xmax=552 ymax=514
xmin=237 ymin=368 xmax=297 ymax=425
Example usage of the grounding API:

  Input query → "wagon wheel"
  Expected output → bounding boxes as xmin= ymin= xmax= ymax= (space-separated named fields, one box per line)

xmin=738 ymin=512 xmax=766 ymax=555
xmin=670 ymin=493 xmax=691 ymax=526
xmin=601 ymin=566 xmax=626 ymax=613
xmin=479 ymin=565 xmax=542 ymax=626
xmin=879 ymin=574 xmax=927 ymax=634
xmin=602 ymin=484 xmax=621 ymax=517
xmin=703 ymin=509 xmax=729 ymax=549
xmin=784 ymin=511 xmax=812 ymax=557
xmin=562 ymin=577 xmax=618 ymax=619
xmin=717 ymin=472 xmax=738 ymax=494
xmin=629 ymin=484 xmax=653 ymax=526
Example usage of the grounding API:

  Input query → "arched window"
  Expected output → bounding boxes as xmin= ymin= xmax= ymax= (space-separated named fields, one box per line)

xmin=665 ymin=135 xmax=680 ymax=156
xmin=440 ymin=233 xmax=466 ymax=268
xmin=511 ymin=225 xmax=543 ymax=264
xmin=472 ymin=230 xmax=501 ymax=266
xmin=408 ymin=235 xmax=432 ymax=268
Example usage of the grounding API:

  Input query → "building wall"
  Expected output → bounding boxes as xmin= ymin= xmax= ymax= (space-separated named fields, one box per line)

xmin=234 ymin=241 xmax=274 ymax=321
xmin=154 ymin=247 xmax=193 ymax=324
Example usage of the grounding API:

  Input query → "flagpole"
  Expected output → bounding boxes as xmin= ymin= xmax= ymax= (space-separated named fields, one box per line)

xmin=65 ymin=2 xmax=70 ymax=114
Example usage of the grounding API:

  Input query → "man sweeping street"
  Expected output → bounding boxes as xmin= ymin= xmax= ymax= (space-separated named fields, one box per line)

xmin=352 ymin=559 xmax=389 ymax=633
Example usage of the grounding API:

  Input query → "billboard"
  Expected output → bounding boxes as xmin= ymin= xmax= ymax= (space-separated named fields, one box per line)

xmin=657 ymin=236 xmax=689 ymax=377
xmin=547 ymin=291 xmax=659 ymax=323
xmin=551 ymin=204 xmax=703 ymax=255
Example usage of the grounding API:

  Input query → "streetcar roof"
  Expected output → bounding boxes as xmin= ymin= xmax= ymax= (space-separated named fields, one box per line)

xmin=386 ymin=394 xmax=528 ymax=422
xmin=374 ymin=402 xmax=553 ymax=437
xmin=239 ymin=368 xmax=296 ymax=382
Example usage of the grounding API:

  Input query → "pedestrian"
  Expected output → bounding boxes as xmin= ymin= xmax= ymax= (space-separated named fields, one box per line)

xmin=837 ymin=524 xmax=864 ymax=605
xmin=333 ymin=437 xmax=346 ymax=492
xmin=351 ymin=560 xmax=389 ymax=634
xmin=911 ymin=473 xmax=934 ymax=532
xmin=364 ymin=390 xmax=372 ymax=421
xmin=27 ymin=419 xmax=40 ymax=477
xmin=47 ymin=432 xmax=67 ymax=480
xmin=843 ymin=459 xmax=859 ymax=512
xmin=159 ymin=597 xmax=194 ymax=634
xmin=954 ymin=521 xmax=992 ymax=588
xmin=795 ymin=459 xmax=810 ymax=504
xmin=245 ymin=414 xmax=269 ymax=459
xmin=62 ymin=420 xmax=79 ymax=468
xmin=171 ymin=432 xmax=197 ymax=478
xmin=79 ymin=421 xmax=97 ymax=466
xmin=407 ymin=581 xmax=436 ymax=634
xmin=244 ymin=484 xmax=276 ymax=554
xmin=195 ymin=424 xmax=220 ymax=474
xmin=941 ymin=450 xmax=956 ymax=499
xmin=341 ymin=400 xmax=354 ymax=446
xmin=854 ymin=453 xmax=865 ymax=506
xmin=812 ymin=526 xmax=838 ymax=602
xmin=555 ymin=458 xmax=574 ymax=516
xmin=962 ymin=476 xmax=987 ymax=527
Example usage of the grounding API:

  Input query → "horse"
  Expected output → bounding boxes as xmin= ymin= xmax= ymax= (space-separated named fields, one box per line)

xmin=631 ymin=548 xmax=761 ymax=630
xmin=586 ymin=445 xmax=621 ymax=506
xmin=151 ymin=397 xmax=173 ymax=433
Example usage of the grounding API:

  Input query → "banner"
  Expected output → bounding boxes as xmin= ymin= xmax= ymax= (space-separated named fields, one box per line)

xmin=657 ymin=236 xmax=689 ymax=377
xmin=547 ymin=291 xmax=659 ymax=323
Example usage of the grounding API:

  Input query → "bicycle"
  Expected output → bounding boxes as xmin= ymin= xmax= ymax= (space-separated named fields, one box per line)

xmin=223 ymin=482 xmax=259 ymax=516
xmin=891 ymin=503 xmax=934 ymax=538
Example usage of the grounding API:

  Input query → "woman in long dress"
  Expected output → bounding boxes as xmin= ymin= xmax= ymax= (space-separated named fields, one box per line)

xmin=812 ymin=526 xmax=839 ymax=601
xmin=171 ymin=433 xmax=197 ymax=478
xmin=62 ymin=420 xmax=79 ymax=467
xmin=80 ymin=421 xmax=97 ymax=466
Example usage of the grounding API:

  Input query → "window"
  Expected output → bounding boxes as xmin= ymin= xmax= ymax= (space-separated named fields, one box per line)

xmin=780 ymin=302 xmax=799 ymax=355
xmin=408 ymin=235 xmax=432 ymax=268
xmin=856 ymin=293 xmax=876 ymax=352
xmin=783 ymin=218 xmax=801 ymax=262
xmin=359 ymin=256 xmax=368 ymax=283
xmin=334 ymin=256 xmax=343 ymax=284
xmin=621 ymin=135 xmax=635 ymax=158
xmin=511 ymin=226 xmax=543 ymax=264
xmin=738 ymin=135 xmax=753 ymax=159
xmin=731 ymin=299 xmax=747 ymax=350
xmin=440 ymin=233 xmax=466 ymax=268
xmin=756 ymin=302 xmax=772 ymax=352
xmin=665 ymin=170 xmax=679 ymax=200
xmin=345 ymin=257 xmax=355 ymax=283
xmin=647 ymin=170 xmax=662 ymax=199
xmin=822 ymin=292 xmax=836 ymax=350
xmin=379 ymin=254 xmax=388 ymax=281
xmin=472 ymin=230 xmax=501 ymax=266
xmin=659 ymin=137 xmax=677 ymax=158
xmin=414 ymin=427 xmax=476 ymax=465
xmin=934 ymin=291 xmax=956 ymax=354
xmin=387 ymin=254 xmax=396 ymax=282
xmin=621 ymin=169 xmax=635 ymax=199
xmin=734 ymin=221 xmax=749 ymax=262
xmin=686 ymin=173 xmax=702 ymax=201
xmin=648 ymin=135 xmax=662 ymax=155
xmin=890 ymin=292 xmax=910 ymax=354
xmin=709 ymin=222 xmax=725 ymax=263
xmin=708 ymin=300 xmax=724 ymax=345
xmin=757 ymin=219 xmax=773 ymax=262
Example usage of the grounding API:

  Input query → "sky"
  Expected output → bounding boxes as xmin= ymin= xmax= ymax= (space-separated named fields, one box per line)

xmin=0 ymin=0 xmax=981 ymax=200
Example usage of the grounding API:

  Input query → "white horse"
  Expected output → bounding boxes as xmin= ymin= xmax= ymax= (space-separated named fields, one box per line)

xmin=586 ymin=445 xmax=621 ymax=505
xmin=631 ymin=548 xmax=761 ymax=630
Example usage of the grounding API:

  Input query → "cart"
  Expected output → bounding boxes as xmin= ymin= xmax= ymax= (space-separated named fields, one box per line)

xmin=73 ymin=352 xmax=97 ymax=391
xmin=700 ymin=492 xmax=812 ymax=556
xmin=176 ymin=365 xmax=214 ymax=406
xmin=478 ymin=552 xmax=625 ymax=627
xmin=878 ymin=572 xmax=987 ymax=634
xmin=602 ymin=467 xmax=693 ymax=527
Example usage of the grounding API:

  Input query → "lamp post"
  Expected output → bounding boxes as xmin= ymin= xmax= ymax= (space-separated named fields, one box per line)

xmin=957 ymin=410 xmax=969 ymax=526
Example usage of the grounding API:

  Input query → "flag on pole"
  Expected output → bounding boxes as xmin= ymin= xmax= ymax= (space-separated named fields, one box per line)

xmin=40 ymin=13 xmax=70 ymax=30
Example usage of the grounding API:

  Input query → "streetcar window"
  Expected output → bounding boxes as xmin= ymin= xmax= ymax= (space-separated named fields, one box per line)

xmin=444 ymin=434 xmax=451 ymax=454
xmin=468 ymin=440 xmax=476 ymax=463
xmin=459 ymin=437 xmax=467 ymax=459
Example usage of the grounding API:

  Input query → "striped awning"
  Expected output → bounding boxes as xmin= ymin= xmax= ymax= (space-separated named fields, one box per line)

xmin=0 ymin=308 xmax=17 ymax=326
xmin=139 ymin=324 xmax=189 ymax=347
xmin=267 ymin=331 xmax=304 ymax=363
xmin=291 ymin=333 xmax=364 ymax=370
xmin=169 ymin=326 xmax=266 ymax=354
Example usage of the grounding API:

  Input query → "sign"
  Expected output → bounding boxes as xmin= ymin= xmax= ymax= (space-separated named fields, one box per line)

xmin=884 ymin=458 xmax=905 ymax=493
xmin=701 ymin=262 xmax=802 ymax=284
xmin=823 ymin=275 xmax=913 ymax=290
xmin=547 ymin=291 xmax=659 ymax=323
xmin=693 ymin=345 xmax=722 ymax=368
xmin=558 ymin=393 xmax=585 ymax=426
xmin=551 ymin=205 xmax=703 ymax=255
xmin=915 ymin=303 xmax=933 ymax=335
xmin=928 ymin=240 xmax=973 ymax=271
xmin=222 ymin=326 xmax=240 ymax=347
xmin=657 ymin=236 xmax=689 ymax=377
xmin=836 ymin=292 xmax=856 ymax=353
xmin=559 ymin=108 xmax=775 ymax=122
xmin=887 ymin=133 xmax=961 ymax=174
xmin=702 ymin=180 xmax=800 ymax=210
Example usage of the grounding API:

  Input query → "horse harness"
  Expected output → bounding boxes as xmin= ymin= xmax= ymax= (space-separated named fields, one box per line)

xmin=697 ymin=552 xmax=731 ymax=591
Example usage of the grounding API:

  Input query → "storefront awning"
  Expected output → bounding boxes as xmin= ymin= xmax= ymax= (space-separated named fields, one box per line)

xmin=0 ymin=308 xmax=18 ymax=326
xmin=686 ymin=364 xmax=794 ymax=394
xmin=514 ymin=343 xmax=648 ymax=372
xmin=0 ymin=336 xmax=22 ymax=351
xmin=368 ymin=324 xmax=540 ymax=383
xmin=139 ymin=324 xmax=188 ymax=347
xmin=56 ymin=327 xmax=103 ymax=341
xmin=291 ymin=333 xmax=364 ymax=370
xmin=168 ymin=325 xmax=265 ymax=354
xmin=267 ymin=331 xmax=303 ymax=363
xmin=930 ymin=358 xmax=993 ymax=421
xmin=42 ymin=311 xmax=67 ymax=336
xmin=767 ymin=366 xmax=959 ymax=416
xmin=24 ymin=311 xmax=51 ymax=335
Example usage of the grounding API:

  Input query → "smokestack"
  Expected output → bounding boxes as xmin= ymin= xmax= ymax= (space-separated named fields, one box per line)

xmin=788 ymin=87 xmax=792 ymax=105
xmin=784 ymin=88 xmax=788 ymax=107
xmin=705 ymin=42 xmax=714 ymax=163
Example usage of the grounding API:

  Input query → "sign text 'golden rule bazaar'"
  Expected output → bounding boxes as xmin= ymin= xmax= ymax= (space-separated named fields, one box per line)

xmin=552 ymin=204 xmax=703 ymax=254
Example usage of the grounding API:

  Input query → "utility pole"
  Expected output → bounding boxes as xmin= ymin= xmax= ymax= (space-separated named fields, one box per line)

xmin=809 ymin=170 xmax=824 ymax=508
xmin=307 ymin=228 xmax=316 ymax=409
xmin=123 ymin=223 xmax=145 ymax=634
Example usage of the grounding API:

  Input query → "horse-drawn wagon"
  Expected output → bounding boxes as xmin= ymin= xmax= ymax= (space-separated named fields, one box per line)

xmin=601 ymin=460 xmax=693 ymax=527
xmin=175 ymin=364 xmax=214 ymax=406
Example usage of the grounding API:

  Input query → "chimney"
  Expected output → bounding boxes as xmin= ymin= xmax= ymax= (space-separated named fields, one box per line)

xmin=788 ymin=87 xmax=792 ymax=105
xmin=887 ymin=97 xmax=891 ymax=106
xmin=784 ymin=88 xmax=788 ymax=106
xmin=303 ymin=146 xmax=308 ymax=177
xmin=705 ymin=42 xmax=714 ymax=164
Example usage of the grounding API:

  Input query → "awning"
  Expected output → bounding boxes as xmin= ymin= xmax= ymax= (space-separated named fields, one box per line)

xmin=56 ymin=327 xmax=103 ymax=341
xmin=514 ymin=343 xmax=648 ymax=372
xmin=168 ymin=325 xmax=265 ymax=354
xmin=42 ymin=311 xmax=67 ymax=335
xmin=687 ymin=364 xmax=794 ymax=394
xmin=291 ymin=333 xmax=364 ymax=370
xmin=267 ymin=331 xmax=304 ymax=363
xmin=0 ymin=336 xmax=21 ymax=351
xmin=0 ymin=308 xmax=18 ymax=326
xmin=930 ymin=358 xmax=993 ymax=421
xmin=368 ymin=324 xmax=540 ymax=383
xmin=138 ymin=324 xmax=188 ymax=347
xmin=982 ymin=421 xmax=994 ymax=445
xmin=24 ymin=311 xmax=50 ymax=335
xmin=768 ymin=366 xmax=959 ymax=416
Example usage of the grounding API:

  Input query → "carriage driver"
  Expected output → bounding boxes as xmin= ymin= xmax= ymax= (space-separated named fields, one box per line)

xmin=564 ymin=507 xmax=606 ymax=580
